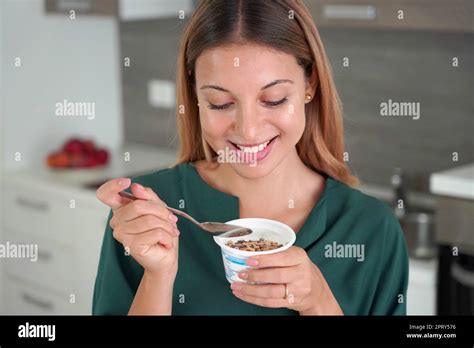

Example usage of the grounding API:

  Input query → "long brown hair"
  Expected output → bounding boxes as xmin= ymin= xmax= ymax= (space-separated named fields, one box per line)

xmin=175 ymin=0 xmax=358 ymax=187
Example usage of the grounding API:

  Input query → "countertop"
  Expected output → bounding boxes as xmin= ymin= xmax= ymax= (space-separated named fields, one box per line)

xmin=2 ymin=143 xmax=442 ymax=210
xmin=1 ymin=143 xmax=177 ymax=200
xmin=430 ymin=163 xmax=474 ymax=200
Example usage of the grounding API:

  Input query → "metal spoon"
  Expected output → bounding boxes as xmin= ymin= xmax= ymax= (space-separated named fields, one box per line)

xmin=118 ymin=191 xmax=252 ymax=238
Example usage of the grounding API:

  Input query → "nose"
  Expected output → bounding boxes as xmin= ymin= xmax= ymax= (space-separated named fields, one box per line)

xmin=234 ymin=102 xmax=261 ymax=141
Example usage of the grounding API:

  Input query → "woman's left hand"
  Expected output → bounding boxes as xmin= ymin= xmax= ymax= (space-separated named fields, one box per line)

xmin=230 ymin=246 xmax=343 ymax=315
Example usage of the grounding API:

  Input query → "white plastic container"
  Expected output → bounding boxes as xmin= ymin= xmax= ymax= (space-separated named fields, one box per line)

xmin=213 ymin=218 xmax=296 ymax=283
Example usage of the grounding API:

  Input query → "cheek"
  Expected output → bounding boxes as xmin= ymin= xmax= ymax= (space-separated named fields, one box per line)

xmin=200 ymin=112 xmax=232 ymax=141
xmin=273 ymin=105 xmax=306 ymax=140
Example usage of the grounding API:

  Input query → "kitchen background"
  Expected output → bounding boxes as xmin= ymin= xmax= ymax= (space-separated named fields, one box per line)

xmin=0 ymin=0 xmax=473 ymax=315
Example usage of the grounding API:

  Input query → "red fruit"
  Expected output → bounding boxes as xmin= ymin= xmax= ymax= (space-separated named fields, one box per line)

xmin=47 ymin=152 xmax=70 ymax=168
xmin=69 ymin=153 xmax=88 ymax=168
xmin=63 ymin=138 xmax=84 ymax=154
xmin=83 ymin=140 xmax=96 ymax=155
xmin=94 ymin=149 xmax=109 ymax=165
xmin=84 ymin=156 xmax=100 ymax=168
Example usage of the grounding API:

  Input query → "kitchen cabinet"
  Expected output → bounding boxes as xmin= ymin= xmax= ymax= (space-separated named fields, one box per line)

xmin=5 ymin=275 xmax=76 ymax=315
xmin=45 ymin=0 xmax=195 ymax=21
xmin=431 ymin=163 xmax=474 ymax=251
xmin=304 ymin=0 xmax=473 ymax=32
xmin=1 ymin=175 xmax=109 ymax=314
xmin=430 ymin=164 xmax=474 ymax=315
xmin=0 ymin=143 xmax=177 ymax=314
xmin=407 ymin=258 xmax=437 ymax=315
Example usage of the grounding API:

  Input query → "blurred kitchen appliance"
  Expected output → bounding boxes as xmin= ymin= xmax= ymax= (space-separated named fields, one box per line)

xmin=44 ymin=0 xmax=194 ymax=20
xmin=401 ymin=212 xmax=437 ymax=259
xmin=391 ymin=168 xmax=437 ymax=259
xmin=303 ymin=0 xmax=474 ymax=32
xmin=435 ymin=196 xmax=474 ymax=315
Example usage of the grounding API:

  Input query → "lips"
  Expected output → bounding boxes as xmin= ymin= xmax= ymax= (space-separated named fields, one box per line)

xmin=228 ymin=136 xmax=278 ymax=162
xmin=229 ymin=136 xmax=278 ymax=151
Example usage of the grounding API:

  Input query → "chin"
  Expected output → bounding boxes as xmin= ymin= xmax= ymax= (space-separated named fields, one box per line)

xmin=228 ymin=160 xmax=277 ymax=180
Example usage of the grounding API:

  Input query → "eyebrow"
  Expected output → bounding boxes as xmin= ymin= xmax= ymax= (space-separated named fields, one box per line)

xmin=199 ymin=79 xmax=294 ymax=93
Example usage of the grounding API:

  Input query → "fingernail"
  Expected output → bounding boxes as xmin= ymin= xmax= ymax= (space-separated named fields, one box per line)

xmin=247 ymin=258 xmax=259 ymax=267
xmin=238 ymin=272 xmax=248 ymax=279
xmin=168 ymin=214 xmax=178 ymax=222
xmin=134 ymin=183 xmax=144 ymax=190
xmin=119 ymin=178 xmax=131 ymax=186
xmin=230 ymin=283 xmax=242 ymax=290
xmin=174 ymin=228 xmax=180 ymax=236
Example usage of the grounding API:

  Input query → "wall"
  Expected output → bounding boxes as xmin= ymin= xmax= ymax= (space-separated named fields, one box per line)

xmin=119 ymin=18 xmax=473 ymax=192
xmin=120 ymin=17 xmax=186 ymax=150
xmin=321 ymin=28 xmax=474 ymax=191
xmin=2 ymin=0 xmax=123 ymax=170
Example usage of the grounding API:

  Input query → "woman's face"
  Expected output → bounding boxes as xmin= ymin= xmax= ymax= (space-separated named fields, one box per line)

xmin=195 ymin=43 xmax=312 ymax=179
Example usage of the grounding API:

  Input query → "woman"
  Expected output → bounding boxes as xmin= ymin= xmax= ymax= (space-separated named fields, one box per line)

xmin=93 ymin=0 xmax=408 ymax=315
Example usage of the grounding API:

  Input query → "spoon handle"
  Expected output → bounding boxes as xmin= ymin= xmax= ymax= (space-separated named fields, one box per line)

xmin=166 ymin=206 xmax=202 ymax=227
xmin=118 ymin=191 xmax=203 ymax=229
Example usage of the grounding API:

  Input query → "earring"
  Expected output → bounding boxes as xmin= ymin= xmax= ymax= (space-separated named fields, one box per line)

xmin=305 ymin=94 xmax=312 ymax=102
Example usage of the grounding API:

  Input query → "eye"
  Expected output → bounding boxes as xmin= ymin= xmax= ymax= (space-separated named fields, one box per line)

xmin=207 ymin=102 xmax=232 ymax=110
xmin=263 ymin=97 xmax=288 ymax=108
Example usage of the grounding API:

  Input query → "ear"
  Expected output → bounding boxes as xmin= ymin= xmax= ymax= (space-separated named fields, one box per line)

xmin=305 ymin=65 xmax=318 ymax=97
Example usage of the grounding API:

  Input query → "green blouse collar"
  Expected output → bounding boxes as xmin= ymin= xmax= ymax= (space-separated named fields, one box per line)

xmin=181 ymin=162 xmax=334 ymax=250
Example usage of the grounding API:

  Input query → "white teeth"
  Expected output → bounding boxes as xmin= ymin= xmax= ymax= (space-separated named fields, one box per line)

xmin=236 ymin=140 xmax=270 ymax=153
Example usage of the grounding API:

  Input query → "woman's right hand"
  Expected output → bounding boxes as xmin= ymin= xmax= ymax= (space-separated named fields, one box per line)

xmin=96 ymin=178 xmax=180 ymax=279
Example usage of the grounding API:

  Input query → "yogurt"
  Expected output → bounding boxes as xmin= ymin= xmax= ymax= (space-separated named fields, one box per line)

xmin=213 ymin=218 xmax=296 ymax=283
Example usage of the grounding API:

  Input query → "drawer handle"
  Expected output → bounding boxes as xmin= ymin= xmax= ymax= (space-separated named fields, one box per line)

xmin=451 ymin=262 xmax=474 ymax=288
xmin=21 ymin=293 xmax=54 ymax=311
xmin=55 ymin=0 xmax=94 ymax=12
xmin=322 ymin=5 xmax=376 ymax=21
xmin=38 ymin=250 xmax=52 ymax=261
xmin=16 ymin=197 xmax=50 ymax=212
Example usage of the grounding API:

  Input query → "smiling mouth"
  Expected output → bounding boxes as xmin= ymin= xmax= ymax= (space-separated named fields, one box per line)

xmin=229 ymin=136 xmax=278 ymax=154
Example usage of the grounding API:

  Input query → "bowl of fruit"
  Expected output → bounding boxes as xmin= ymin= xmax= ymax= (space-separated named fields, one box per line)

xmin=46 ymin=138 xmax=110 ymax=169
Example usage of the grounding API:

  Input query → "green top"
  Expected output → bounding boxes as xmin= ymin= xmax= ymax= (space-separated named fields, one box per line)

xmin=93 ymin=163 xmax=408 ymax=315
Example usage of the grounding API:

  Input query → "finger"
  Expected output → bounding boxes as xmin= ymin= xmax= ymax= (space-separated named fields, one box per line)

xmin=239 ymin=266 xmax=299 ymax=284
xmin=172 ymin=231 xmax=180 ymax=249
xmin=246 ymin=246 xmax=305 ymax=269
xmin=120 ymin=229 xmax=173 ymax=253
xmin=123 ymin=214 xmax=179 ymax=237
xmin=116 ymin=199 xmax=178 ymax=224
xmin=231 ymin=282 xmax=286 ymax=299
xmin=231 ymin=290 xmax=286 ymax=308
xmin=129 ymin=228 xmax=174 ymax=252
xmin=96 ymin=178 xmax=132 ymax=209
xmin=130 ymin=183 xmax=166 ymax=206
xmin=143 ymin=186 xmax=163 ymax=203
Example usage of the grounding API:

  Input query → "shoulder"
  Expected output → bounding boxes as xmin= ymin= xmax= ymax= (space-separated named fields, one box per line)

xmin=129 ymin=163 xmax=190 ymax=203
xmin=131 ymin=163 xmax=182 ymax=184
xmin=327 ymin=177 xmax=398 ymax=226
xmin=325 ymin=177 xmax=404 ymax=248
xmin=325 ymin=178 xmax=409 ymax=307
